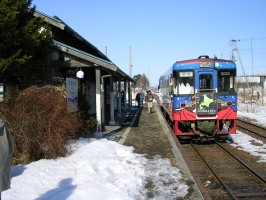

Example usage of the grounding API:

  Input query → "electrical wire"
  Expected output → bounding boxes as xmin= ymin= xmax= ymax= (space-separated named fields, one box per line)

xmin=239 ymin=36 xmax=266 ymax=41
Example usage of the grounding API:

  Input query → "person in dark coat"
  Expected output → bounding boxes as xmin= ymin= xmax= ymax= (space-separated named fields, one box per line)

xmin=121 ymin=90 xmax=125 ymax=107
xmin=0 ymin=119 xmax=14 ymax=199
xmin=136 ymin=92 xmax=141 ymax=109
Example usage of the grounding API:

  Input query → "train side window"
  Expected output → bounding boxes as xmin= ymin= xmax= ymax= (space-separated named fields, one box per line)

xmin=218 ymin=71 xmax=236 ymax=93
xmin=199 ymin=74 xmax=213 ymax=89
xmin=176 ymin=71 xmax=194 ymax=95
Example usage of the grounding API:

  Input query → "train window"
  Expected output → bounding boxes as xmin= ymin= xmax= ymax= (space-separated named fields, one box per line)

xmin=199 ymin=74 xmax=213 ymax=89
xmin=218 ymin=71 xmax=236 ymax=94
xmin=175 ymin=72 xmax=194 ymax=95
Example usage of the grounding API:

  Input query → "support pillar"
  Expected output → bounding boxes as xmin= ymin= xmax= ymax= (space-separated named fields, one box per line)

xmin=128 ymin=80 xmax=132 ymax=107
xmin=109 ymin=76 xmax=115 ymax=125
xmin=95 ymin=68 xmax=102 ymax=131
xmin=123 ymin=80 xmax=127 ymax=109
xmin=118 ymin=78 xmax=122 ymax=116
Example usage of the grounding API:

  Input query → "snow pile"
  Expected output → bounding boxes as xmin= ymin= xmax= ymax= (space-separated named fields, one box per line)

xmin=4 ymin=139 xmax=188 ymax=200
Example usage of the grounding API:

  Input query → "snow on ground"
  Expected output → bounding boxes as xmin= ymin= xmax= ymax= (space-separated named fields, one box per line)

xmin=3 ymin=100 xmax=266 ymax=199
xmin=229 ymin=102 xmax=266 ymax=163
xmin=229 ymin=131 xmax=266 ymax=163
xmin=237 ymin=102 xmax=266 ymax=127
xmin=3 ymin=139 xmax=188 ymax=200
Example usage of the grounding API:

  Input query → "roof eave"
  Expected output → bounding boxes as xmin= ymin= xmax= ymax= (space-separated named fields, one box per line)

xmin=34 ymin=11 xmax=65 ymax=30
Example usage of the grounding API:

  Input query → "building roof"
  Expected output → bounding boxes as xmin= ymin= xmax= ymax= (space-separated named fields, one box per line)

xmin=34 ymin=11 xmax=133 ymax=82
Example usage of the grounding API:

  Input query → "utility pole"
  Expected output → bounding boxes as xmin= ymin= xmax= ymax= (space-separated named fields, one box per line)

xmin=230 ymin=39 xmax=250 ymax=88
xmin=129 ymin=46 xmax=132 ymax=78
xmin=148 ymin=65 xmax=150 ymax=89
xmin=230 ymin=39 xmax=237 ymax=62
xmin=251 ymin=37 xmax=254 ymax=75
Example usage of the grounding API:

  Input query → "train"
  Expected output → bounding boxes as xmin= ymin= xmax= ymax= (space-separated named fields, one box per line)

xmin=158 ymin=55 xmax=237 ymax=140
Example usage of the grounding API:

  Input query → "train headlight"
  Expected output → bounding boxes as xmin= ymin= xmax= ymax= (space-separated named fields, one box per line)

xmin=220 ymin=101 xmax=234 ymax=108
xmin=227 ymin=102 xmax=235 ymax=106
xmin=180 ymin=102 xmax=192 ymax=108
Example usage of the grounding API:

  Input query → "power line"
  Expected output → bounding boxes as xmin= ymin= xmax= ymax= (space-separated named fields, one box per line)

xmin=238 ymin=49 xmax=266 ymax=55
xmin=238 ymin=36 xmax=266 ymax=41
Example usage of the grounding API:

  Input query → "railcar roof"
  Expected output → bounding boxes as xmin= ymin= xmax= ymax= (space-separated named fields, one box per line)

xmin=172 ymin=57 xmax=236 ymax=70
xmin=175 ymin=58 xmax=233 ymax=64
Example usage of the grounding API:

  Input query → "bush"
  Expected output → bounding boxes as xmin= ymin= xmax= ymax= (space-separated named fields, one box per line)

xmin=85 ymin=117 xmax=98 ymax=132
xmin=0 ymin=85 xmax=83 ymax=164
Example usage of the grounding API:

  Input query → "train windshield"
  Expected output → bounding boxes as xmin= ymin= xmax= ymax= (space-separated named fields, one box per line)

xmin=199 ymin=74 xmax=213 ymax=89
xmin=218 ymin=70 xmax=236 ymax=94
xmin=174 ymin=71 xmax=194 ymax=95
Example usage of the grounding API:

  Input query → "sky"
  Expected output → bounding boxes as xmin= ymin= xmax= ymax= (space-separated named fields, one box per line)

xmin=31 ymin=0 xmax=266 ymax=86
xmin=2 ymin=99 xmax=266 ymax=199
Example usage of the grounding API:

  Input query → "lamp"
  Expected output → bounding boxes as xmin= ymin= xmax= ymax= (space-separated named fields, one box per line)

xmin=76 ymin=68 xmax=84 ymax=79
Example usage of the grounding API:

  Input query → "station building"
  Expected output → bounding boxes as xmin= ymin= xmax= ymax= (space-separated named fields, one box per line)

xmin=32 ymin=11 xmax=134 ymax=130
xmin=236 ymin=75 xmax=266 ymax=104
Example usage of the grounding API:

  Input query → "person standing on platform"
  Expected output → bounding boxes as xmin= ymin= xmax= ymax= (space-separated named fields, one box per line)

xmin=145 ymin=90 xmax=154 ymax=113
xmin=0 ymin=119 xmax=14 ymax=200
xmin=140 ymin=93 xmax=144 ymax=105
xmin=136 ymin=92 xmax=141 ymax=109
xmin=121 ymin=90 xmax=125 ymax=108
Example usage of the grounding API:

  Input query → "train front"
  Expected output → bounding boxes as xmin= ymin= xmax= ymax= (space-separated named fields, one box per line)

xmin=171 ymin=56 xmax=237 ymax=140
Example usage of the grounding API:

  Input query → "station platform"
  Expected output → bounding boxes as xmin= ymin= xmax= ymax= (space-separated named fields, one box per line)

xmin=103 ymin=103 xmax=208 ymax=199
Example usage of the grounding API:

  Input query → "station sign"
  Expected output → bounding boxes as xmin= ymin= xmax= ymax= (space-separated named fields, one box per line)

xmin=66 ymin=78 xmax=78 ymax=113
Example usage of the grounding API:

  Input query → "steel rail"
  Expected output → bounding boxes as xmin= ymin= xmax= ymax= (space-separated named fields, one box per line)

xmin=237 ymin=118 xmax=266 ymax=130
xmin=191 ymin=143 xmax=238 ymax=200
xmin=216 ymin=142 xmax=266 ymax=184
xmin=237 ymin=119 xmax=266 ymax=139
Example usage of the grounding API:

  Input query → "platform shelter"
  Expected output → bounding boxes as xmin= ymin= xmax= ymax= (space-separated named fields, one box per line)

xmin=34 ymin=11 xmax=134 ymax=130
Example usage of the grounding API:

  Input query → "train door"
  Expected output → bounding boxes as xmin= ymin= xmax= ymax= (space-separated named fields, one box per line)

xmin=198 ymin=73 xmax=213 ymax=90
xmin=195 ymin=71 xmax=218 ymax=117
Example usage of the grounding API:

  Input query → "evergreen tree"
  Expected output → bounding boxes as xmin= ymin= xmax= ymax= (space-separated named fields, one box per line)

xmin=0 ymin=0 xmax=51 ymax=82
xmin=133 ymin=73 xmax=149 ymax=90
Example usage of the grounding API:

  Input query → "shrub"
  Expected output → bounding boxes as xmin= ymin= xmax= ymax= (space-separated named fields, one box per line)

xmin=0 ymin=85 xmax=82 ymax=164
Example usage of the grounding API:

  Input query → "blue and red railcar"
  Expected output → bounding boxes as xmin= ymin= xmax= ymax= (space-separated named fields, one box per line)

xmin=158 ymin=55 xmax=237 ymax=140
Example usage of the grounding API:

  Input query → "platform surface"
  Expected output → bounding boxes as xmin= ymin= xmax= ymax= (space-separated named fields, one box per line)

xmin=103 ymin=104 xmax=205 ymax=199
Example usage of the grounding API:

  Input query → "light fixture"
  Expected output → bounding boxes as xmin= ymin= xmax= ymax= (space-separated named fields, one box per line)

xmin=76 ymin=68 xmax=84 ymax=79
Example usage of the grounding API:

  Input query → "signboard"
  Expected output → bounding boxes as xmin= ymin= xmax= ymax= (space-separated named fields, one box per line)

xmin=66 ymin=78 xmax=78 ymax=113
xmin=196 ymin=92 xmax=217 ymax=116
xmin=221 ymin=72 xmax=230 ymax=76
xmin=179 ymin=71 xmax=193 ymax=77
xmin=200 ymin=62 xmax=212 ymax=68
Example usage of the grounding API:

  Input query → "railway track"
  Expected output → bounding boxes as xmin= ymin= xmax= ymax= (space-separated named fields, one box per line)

xmin=237 ymin=118 xmax=266 ymax=139
xmin=182 ymin=141 xmax=266 ymax=199
xmin=158 ymin=106 xmax=266 ymax=199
